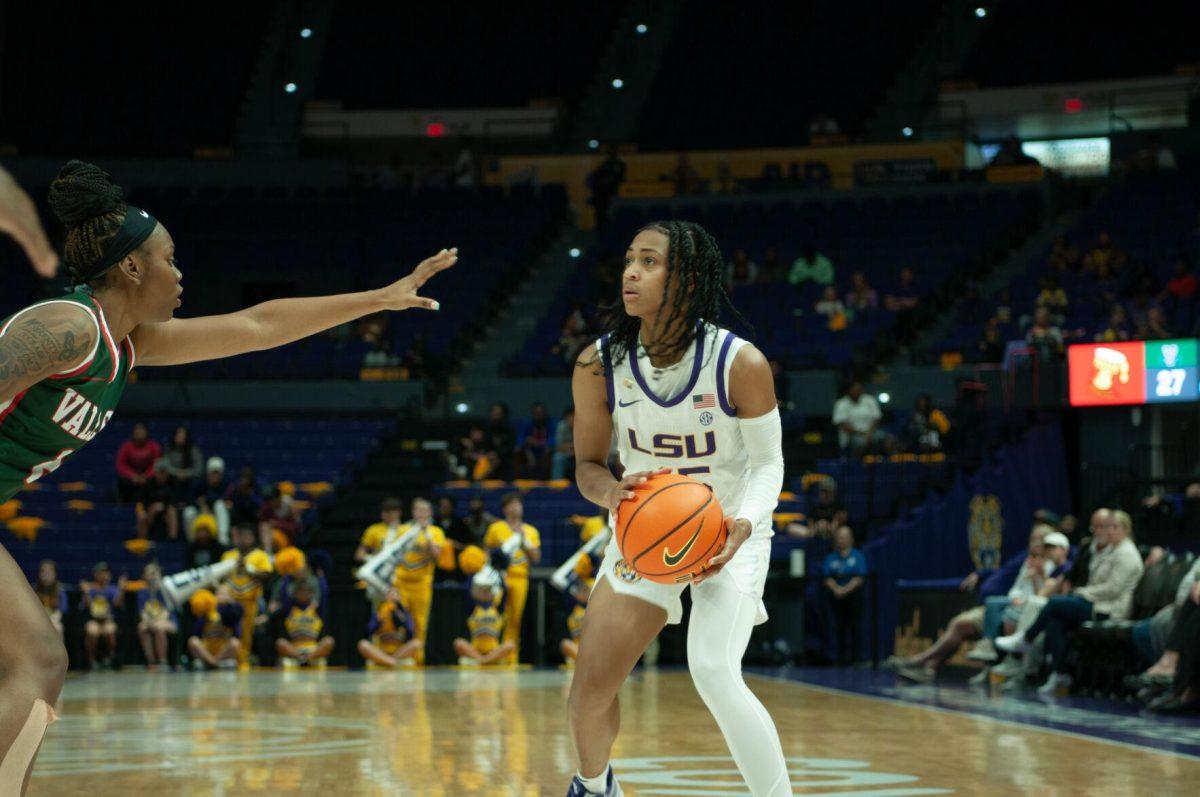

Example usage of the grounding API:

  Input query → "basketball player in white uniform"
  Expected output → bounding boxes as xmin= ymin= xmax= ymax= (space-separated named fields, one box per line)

xmin=566 ymin=222 xmax=792 ymax=796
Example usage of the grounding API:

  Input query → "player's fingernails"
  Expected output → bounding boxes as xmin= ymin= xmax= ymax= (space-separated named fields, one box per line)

xmin=430 ymin=301 xmax=440 ymax=311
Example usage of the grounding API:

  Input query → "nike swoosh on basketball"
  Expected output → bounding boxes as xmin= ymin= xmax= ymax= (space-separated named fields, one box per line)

xmin=618 ymin=399 xmax=641 ymax=408
xmin=663 ymin=526 xmax=702 ymax=567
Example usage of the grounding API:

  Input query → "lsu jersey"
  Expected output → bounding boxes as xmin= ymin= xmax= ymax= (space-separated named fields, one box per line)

xmin=598 ymin=323 xmax=774 ymax=539
xmin=197 ymin=603 xmax=242 ymax=655
xmin=222 ymin=549 xmax=266 ymax=603
xmin=468 ymin=604 xmax=504 ymax=654
xmin=484 ymin=521 xmax=541 ymax=579
xmin=284 ymin=601 xmax=323 ymax=651
xmin=565 ymin=573 xmax=593 ymax=641
xmin=391 ymin=523 xmax=447 ymax=582
xmin=368 ymin=600 xmax=414 ymax=655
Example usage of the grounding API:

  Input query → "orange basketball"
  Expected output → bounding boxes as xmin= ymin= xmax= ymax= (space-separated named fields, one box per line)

xmin=616 ymin=473 xmax=726 ymax=584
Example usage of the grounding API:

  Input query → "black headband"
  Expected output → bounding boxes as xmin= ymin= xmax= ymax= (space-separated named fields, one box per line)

xmin=74 ymin=205 xmax=158 ymax=285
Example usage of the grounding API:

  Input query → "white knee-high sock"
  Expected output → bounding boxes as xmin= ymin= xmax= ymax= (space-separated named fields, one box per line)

xmin=687 ymin=578 xmax=792 ymax=797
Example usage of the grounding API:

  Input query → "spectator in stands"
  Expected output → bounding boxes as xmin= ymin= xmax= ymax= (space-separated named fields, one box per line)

xmin=1142 ymin=463 xmax=1200 ymax=517
xmin=518 ymin=403 xmax=552 ymax=479
xmin=186 ymin=586 xmax=242 ymax=670
xmin=974 ymin=320 xmax=1005 ymax=364
xmin=770 ymin=360 xmax=791 ymax=411
xmin=997 ymin=510 xmax=1144 ymax=696
xmin=465 ymin=496 xmax=497 ymax=545
xmin=436 ymin=496 xmax=473 ymax=551
xmin=760 ymin=246 xmax=784 ymax=283
xmin=185 ymin=516 xmax=225 ymax=570
xmin=815 ymin=286 xmax=848 ymax=330
xmin=355 ymin=497 xmax=404 ymax=564
xmin=1136 ymin=305 xmax=1173 ymax=340
xmin=488 ymin=402 xmax=517 ymax=480
xmin=905 ymin=394 xmax=950 ymax=452
xmin=1160 ymin=256 xmax=1197 ymax=305
xmin=275 ymin=575 xmax=334 ymax=667
xmin=1025 ymin=307 xmax=1064 ymax=358
xmin=992 ymin=287 xmax=1013 ymax=324
xmin=823 ymin=526 xmax=868 ymax=665
xmin=358 ymin=590 xmax=421 ymax=668
xmin=989 ymin=136 xmax=1037 ymax=167
xmin=136 ymin=562 xmax=176 ymax=670
xmin=725 ymin=248 xmax=759 ymax=289
xmin=183 ymin=457 xmax=230 ymax=545
xmin=485 ymin=493 xmax=542 ymax=664
xmin=33 ymin=560 xmax=66 ymax=638
xmin=137 ymin=459 xmax=180 ymax=540
xmin=786 ymin=479 xmax=846 ymax=539
xmin=258 ymin=485 xmax=301 ymax=552
xmin=163 ymin=425 xmax=204 ymax=505
xmin=457 ymin=424 xmax=498 ymax=481
xmin=833 ymin=380 xmax=887 ymax=455
xmin=1047 ymin=233 xmax=1081 ymax=273
xmin=226 ymin=466 xmax=262 ymax=525
xmin=845 ymin=272 xmax=878 ymax=315
xmin=968 ymin=525 xmax=1055 ymax=664
xmin=552 ymin=405 xmax=576 ymax=481
xmin=673 ymin=153 xmax=702 ymax=195
xmin=81 ymin=562 xmax=125 ymax=670
xmin=808 ymin=112 xmax=841 ymax=139
xmin=589 ymin=144 xmax=626 ymax=229
xmin=1082 ymin=230 xmax=1126 ymax=275
xmin=401 ymin=334 xmax=429 ymax=379
xmin=555 ymin=302 xmax=590 ymax=365
xmin=454 ymin=142 xmax=478 ymax=187
xmin=884 ymin=267 xmax=920 ymax=313
xmin=1035 ymin=275 xmax=1069 ymax=321
xmin=1094 ymin=304 xmax=1132 ymax=342
xmin=1128 ymin=557 xmax=1200 ymax=695
xmin=789 ymin=245 xmax=835 ymax=287
xmin=115 ymin=422 xmax=161 ymax=504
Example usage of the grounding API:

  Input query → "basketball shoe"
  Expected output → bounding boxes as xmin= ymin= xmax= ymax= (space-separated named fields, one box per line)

xmin=566 ymin=767 xmax=623 ymax=796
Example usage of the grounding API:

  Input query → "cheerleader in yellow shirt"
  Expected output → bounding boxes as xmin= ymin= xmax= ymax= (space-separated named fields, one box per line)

xmin=484 ymin=493 xmax=541 ymax=664
xmin=389 ymin=498 xmax=445 ymax=665
xmin=220 ymin=524 xmax=273 ymax=666
xmin=354 ymin=497 xmax=404 ymax=564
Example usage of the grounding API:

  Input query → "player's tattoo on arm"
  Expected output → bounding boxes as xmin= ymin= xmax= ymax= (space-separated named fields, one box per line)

xmin=0 ymin=311 xmax=95 ymax=394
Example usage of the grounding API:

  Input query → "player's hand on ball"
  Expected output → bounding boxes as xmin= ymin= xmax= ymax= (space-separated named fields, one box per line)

xmin=380 ymin=248 xmax=457 ymax=311
xmin=693 ymin=516 xmax=752 ymax=585
xmin=606 ymin=467 xmax=672 ymax=513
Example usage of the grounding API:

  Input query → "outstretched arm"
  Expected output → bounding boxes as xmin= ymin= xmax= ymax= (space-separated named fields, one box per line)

xmin=0 ymin=165 xmax=57 ymax=276
xmin=130 ymin=248 xmax=456 ymax=367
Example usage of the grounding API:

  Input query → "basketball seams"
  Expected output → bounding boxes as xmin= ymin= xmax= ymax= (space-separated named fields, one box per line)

xmin=618 ymin=480 xmax=699 ymax=551
xmin=630 ymin=489 xmax=712 ymax=568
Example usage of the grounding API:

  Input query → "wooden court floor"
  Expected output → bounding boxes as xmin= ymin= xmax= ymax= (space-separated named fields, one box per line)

xmin=31 ymin=668 xmax=1200 ymax=796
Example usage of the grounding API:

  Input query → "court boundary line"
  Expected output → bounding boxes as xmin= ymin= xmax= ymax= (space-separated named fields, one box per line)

xmin=749 ymin=671 xmax=1200 ymax=763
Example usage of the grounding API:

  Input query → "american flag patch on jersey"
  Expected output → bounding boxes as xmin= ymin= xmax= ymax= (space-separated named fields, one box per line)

xmin=692 ymin=393 xmax=715 ymax=409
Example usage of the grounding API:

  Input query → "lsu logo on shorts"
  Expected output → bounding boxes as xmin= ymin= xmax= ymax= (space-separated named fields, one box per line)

xmin=613 ymin=558 xmax=641 ymax=584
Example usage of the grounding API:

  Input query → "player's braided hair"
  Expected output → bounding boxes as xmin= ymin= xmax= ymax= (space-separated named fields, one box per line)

xmin=46 ymin=160 xmax=128 ymax=286
xmin=589 ymin=220 xmax=748 ymax=370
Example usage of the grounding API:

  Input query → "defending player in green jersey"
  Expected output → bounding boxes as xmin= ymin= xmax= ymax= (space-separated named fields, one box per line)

xmin=0 ymin=160 xmax=456 ymax=794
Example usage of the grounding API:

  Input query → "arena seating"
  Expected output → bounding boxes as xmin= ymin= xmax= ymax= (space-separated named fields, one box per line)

xmin=315 ymin=2 xmax=624 ymax=108
xmin=938 ymin=169 xmax=1200 ymax=359
xmin=637 ymin=2 xmax=943 ymax=148
xmin=508 ymin=187 xmax=1042 ymax=375
xmin=0 ymin=3 xmax=270 ymax=156
xmin=960 ymin=2 xmax=1199 ymax=87
xmin=3 ymin=417 xmax=393 ymax=584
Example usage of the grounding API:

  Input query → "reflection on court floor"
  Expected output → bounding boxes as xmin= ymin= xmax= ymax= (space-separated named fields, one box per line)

xmin=33 ymin=668 xmax=1200 ymax=796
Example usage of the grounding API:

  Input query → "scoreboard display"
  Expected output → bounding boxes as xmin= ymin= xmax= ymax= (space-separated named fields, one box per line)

xmin=1067 ymin=339 xmax=1198 ymax=407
